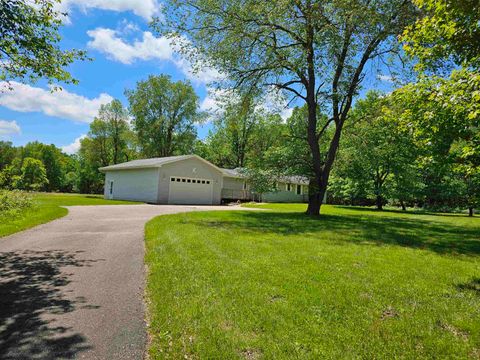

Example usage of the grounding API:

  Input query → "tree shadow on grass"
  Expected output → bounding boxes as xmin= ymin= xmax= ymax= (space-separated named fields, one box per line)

xmin=457 ymin=278 xmax=480 ymax=294
xmin=334 ymin=205 xmax=477 ymax=218
xmin=192 ymin=211 xmax=480 ymax=256
xmin=0 ymin=250 xmax=101 ymax=359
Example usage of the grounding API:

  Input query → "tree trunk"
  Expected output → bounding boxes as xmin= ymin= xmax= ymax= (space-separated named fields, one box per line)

xmin=469 ymin=207 xmax=474 ymax=217
xmin=400 ymin=200 xmax=406 ymax=211
xmin=376 ymin=195 xmax=383 ymax=210
xmin=307 ymin=179 xmax=322 ymax=215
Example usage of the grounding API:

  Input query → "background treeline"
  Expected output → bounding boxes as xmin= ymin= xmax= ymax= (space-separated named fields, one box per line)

xmin=1 ymin=69 xmax=479 ymax=214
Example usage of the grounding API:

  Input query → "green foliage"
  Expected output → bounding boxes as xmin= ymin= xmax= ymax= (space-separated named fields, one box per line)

xmin=333 ymin=91 xmax=420 ymax=209
xmin=14 ymin=157 xmax=49 ymax=191
xmin=77 ymin=99 xmax=137 ymax=193
xmin=0 ymin=0 xmax=87 ymax=84
xmin=126 ymin=75 xmax=200 ymax=157
xmin=0 ymin=190 xmax=32 ymax=217
xmin=201 ymin=92 xmax=285 ymax=168
xmin=0 ymin=141 xmax=17 ymax=170
xmin=393 ymin=69 xmax=480 ymax=212
xmin=402 ymin=0 xmax=480 ymax=71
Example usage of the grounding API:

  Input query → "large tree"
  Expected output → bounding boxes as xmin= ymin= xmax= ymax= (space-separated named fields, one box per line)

xmin=156 ymin=0 xmax=417 ymax=214
xmin=0 ymin=0 xmax=86 ymax=85
xmin=126 ymin=75 xmax=200 ymax=157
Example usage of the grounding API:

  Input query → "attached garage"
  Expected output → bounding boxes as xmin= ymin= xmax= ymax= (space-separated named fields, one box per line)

xmin=99 ymin=155 xmax=224 ymax=205
xmin=168 ymin=176 xmax=213 ymax=205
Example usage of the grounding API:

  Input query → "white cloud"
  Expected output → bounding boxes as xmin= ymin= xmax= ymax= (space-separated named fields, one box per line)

xmin=57 ymin=0 xmax=161 ymax=21
xmin=377 ymin=74 xmax=395 ymax=83
xmin=87 ymin=28 xmax=173 ymax=64
xmin=0 ymin=120 xmax=21 ymax=136
xmin=61 ymin=134 xmax=87 ymax=155
xmin=0 ymin=82 xmax=113 ymax=124
xmin=87 ymin=27 xmax=223 ymax=84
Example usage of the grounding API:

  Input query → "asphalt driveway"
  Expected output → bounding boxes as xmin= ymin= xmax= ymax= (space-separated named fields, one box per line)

xmin=0 ymin=204 xmax=245 ymax=359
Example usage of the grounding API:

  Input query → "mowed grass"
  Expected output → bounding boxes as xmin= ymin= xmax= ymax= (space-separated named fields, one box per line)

xmin=0 ymin=192 xmax=140 ymax=237
xmin=145 ymin=203 xmax=480 ymax=359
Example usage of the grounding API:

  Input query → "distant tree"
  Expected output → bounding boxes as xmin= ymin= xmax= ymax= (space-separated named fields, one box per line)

xmin=202 ymin=93 xmax=283 ymax=168
xmin=0 ymin=0 xmax=86 ymax=85
xmin=126 ymin=75 xmax=200 ymax=157
xmin=393 ymin=69 xmax=480 ymax=214
xmin=22 ymin=142 xmax=66 ymax=191
xmin=0 ymin=141 xmax=16 ymax=170
xmin=14 ymin=157 xmax=48 ymax=191
xmin=335 ymin=92 xmax=419 ymax=210
xmin=402 ymin=0 xmax=480 ymax=71
xmin=156 ymin=0 xmax=418 ymax=215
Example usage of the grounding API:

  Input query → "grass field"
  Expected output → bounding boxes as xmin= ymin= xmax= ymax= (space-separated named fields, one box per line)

xmin=145 ymin=203 xmax=480 ymax=359
xmin=0 ymin=192 xmax=140 ymax=237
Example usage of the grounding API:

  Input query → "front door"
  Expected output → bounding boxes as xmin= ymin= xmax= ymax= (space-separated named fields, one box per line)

xmin=107 ymin=180 xmax=114 ymax=199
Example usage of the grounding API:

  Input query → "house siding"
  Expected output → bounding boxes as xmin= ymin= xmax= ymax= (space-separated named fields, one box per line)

xmin=104 ymin=168 xmax=160 ymax=203
xmin=157 ymin=157 xmax=223 ymax=204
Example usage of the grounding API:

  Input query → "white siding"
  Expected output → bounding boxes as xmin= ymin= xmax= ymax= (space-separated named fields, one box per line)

xmin=157 ymin=158 xmax=223 ymax=204
xmin=104 ymin=168 xmax=160 ymax=203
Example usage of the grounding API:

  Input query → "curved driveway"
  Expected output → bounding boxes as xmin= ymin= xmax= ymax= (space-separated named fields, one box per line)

xmin=0 ymin=204 xmax=245 ymax=359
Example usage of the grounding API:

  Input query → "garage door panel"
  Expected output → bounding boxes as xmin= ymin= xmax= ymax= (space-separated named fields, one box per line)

xmin=168 ymin=177 xmax=213 ymax=205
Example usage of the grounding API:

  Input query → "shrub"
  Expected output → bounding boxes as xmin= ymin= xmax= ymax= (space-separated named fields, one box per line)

xmin=0 ymin=190 xmax=33 ymax=218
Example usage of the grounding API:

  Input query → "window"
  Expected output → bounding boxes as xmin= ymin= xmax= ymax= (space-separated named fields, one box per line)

xmin=171 ymin=178 xmax=175 ymax=182
xmin=182 ymin=179 xmax=186 ymax=182
xmin=187 ymin=179 xmax=191 ymax=183
xmin=109 ymin=181 xmax=113 ymax=195
xmin=206 ymin=181 xmax=210 ymax=184
xmin=287 ymin=183 xmax=291 ymax=192
xmin=192 ymin=179 xmax=196 ymax=183
xmin=296 ymin=184 xmax=301 ymax=195
xmin=243 ymin=181 xmax=247 ymax=190
xmin=202 ymin=180 xmax=205 ymax=184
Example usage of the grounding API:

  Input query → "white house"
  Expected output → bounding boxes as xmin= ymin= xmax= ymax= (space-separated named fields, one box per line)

xmin=99 ymin=155 xmax=311 ymax=205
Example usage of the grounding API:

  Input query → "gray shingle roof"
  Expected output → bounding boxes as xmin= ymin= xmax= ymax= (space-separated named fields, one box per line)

xmin=99 ymin=155 xmax=309 ymax=185
xmin=221 ymin=167 xmax=308 ymax=185
xmin=99 ymin=155 xmax=194 ymax=171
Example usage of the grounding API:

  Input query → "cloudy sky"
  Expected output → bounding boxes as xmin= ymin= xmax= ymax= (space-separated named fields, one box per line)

xmin=0 ymin=0 xmax=396 ymax=154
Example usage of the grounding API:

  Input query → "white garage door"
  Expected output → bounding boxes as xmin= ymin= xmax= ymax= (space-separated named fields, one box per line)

xmin=168 ymin=176 xmax=213 ymax=205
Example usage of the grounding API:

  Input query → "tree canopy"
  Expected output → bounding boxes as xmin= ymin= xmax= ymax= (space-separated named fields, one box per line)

xmin=402 ymin=0 xmax=480 ymax=71
xmin=126 ymin=75 xmax=200 ymax=158
xmin=0 ymin=0 xmax=86 ymax=85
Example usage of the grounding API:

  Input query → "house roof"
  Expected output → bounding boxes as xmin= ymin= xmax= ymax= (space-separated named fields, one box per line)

xmin=99 ymin=155 xmax=309 ymax=185
xmin=99 ymin=154 xmax=224 ymax=173
xmin=221 ymin=167 xmax=309 ymax=185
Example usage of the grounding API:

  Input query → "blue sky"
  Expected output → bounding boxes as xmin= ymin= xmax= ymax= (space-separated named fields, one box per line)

xmin=0 ymin=0 xmax=396 ymax=154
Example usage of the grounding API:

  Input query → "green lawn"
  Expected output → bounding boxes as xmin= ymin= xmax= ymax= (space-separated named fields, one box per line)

xmin=0 ymin=192 xmax=140 ymax=237
xmin=145 ymin=203 xmax=480 ymax=359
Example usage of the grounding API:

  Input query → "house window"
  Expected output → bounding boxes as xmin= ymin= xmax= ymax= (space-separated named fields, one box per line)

xmin=287 ymin=183 xmax=291 ymax=192
xmin=296 ymin=184 xmax=301 ymax=195
xmin=243 ymin=181 xmax=247 ymax=190
xmin=109 ymin=181 xmax=113 ymax=195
